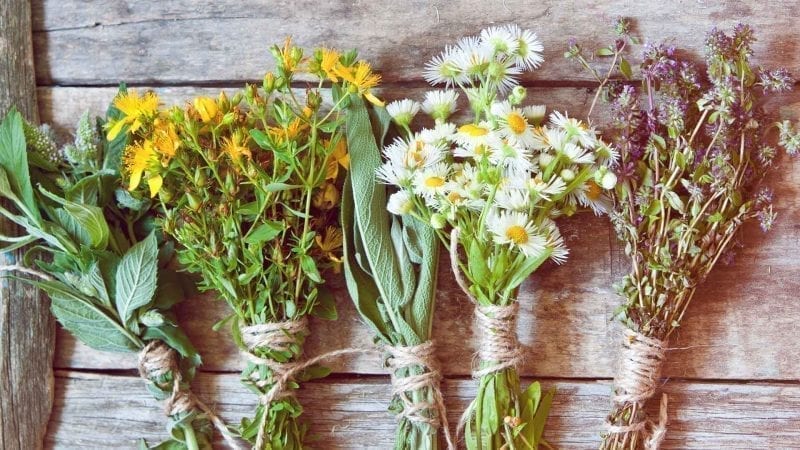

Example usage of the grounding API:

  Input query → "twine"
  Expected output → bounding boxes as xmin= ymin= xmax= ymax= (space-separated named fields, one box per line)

xmin=605 ymin=328 xmax=669 ymax=450
xmin=386 ymin=341 xmax=455 ymax=450
xmin=138 ymin=340 xmax=245 ymax=450
xmin=240 ymin=318 xmax=376 ymax=450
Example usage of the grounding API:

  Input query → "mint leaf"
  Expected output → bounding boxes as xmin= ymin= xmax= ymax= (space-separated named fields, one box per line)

xmin=115 ymin=233 xmax=159 ymax=324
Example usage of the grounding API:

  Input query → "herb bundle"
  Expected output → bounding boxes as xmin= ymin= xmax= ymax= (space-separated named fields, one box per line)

xmin=568 ymin=21 xmax=798 ymax=448
xmin=118 ymin=39 xmax=382 ymax=449
xmin=378 ymin=25 xmax=617 ymax=449
xmin=0 ymin=107 xmax=218 ymax=450
xmin=343 ymin=95 xmax=453 ymax=449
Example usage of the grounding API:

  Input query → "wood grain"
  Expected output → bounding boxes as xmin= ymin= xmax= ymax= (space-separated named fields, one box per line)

xmin=31 ymin=0 xmax=800 ymax=86
xmin=46 ymin=370 xmax=800 ymax=449
xmin=0 ymin=1 xmax=55 ymax=449
xmin=41 ymin=86 xmax=800 ymax=381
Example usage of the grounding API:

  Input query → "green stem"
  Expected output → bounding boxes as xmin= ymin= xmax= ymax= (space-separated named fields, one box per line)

xmin=182 ymin=423 xmax=200 ymax=450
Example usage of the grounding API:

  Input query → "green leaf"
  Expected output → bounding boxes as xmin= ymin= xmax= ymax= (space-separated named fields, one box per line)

xmin=596 ymin=47 xmax=615 ymax=56
xmin=244 ymin=220 xmax=284 ymax=245
xmin=115 ymin=233 xmax=159 ymax=324
xmin=467 ymin=239 xmax=490 ymax=285
xmin=103 ymin=84 xmax=129 ymax=173
xmin=264 ymin=182 xmax=302 ymax=192
xmin=299 ymin=254 xmax=322 ymax=283
xmin=142 ymin=325 xmax=201 ymax=368
xmin=38 ymin=186 xmax=110 ymax=249
xmin=30 ymin=278 xmax=139 ymax=352
xmin=619 ymin=58 xmax=632 ymax=79
xmin=310 ymin=287 xmax=338 ymax=320
xmin=0 ymin=110 xmax=39 ymax=221
xmin=152 ymin=268 xmax=186 ymax=310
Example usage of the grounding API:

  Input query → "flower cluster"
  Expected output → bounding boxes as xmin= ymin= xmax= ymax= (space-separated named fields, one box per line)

xmin=113 ymin=38 xmax=380 ymax=447
xmin=379 ymin=26 xmax=615 ymax=450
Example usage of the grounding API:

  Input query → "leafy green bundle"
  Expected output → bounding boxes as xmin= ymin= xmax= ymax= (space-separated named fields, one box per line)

xmin=343 ymin=96 xmax=453 ymax=450
xmin=0 ymin=106 xmax=214 ymax=449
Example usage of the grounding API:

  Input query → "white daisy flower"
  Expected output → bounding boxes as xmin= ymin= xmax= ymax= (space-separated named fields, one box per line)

xmin=419 ymin=122 xmax=457 ymax=144
xmin=507 ymin=25 xmax=544 ymax=69
xmin=485 ymin=57 xmax=521 ymax=93
xmin=494 ymin=186 xmax=530 ymax=211
xmin=540 ymin=218 xmax=569 ymax=264
xmin=480 ymin=26 xmax=519 ymax=55
xmin=573 ymin=180 xmax=613 ymax=215
xmin=412 ymin=162 xmax=451 ymax=202
xmin=488 ymin=210 xmax=548 ymax=258
xmin=453 ymin=121 xmax=493 ymax=150
xmin=487 ymin=135 xmax=533 ymax=170
xmin=595 ymin=140 xmax=620 ymax=166
xmin=453 ymin=36 xmax=493 ymax=80
xmin=531 ymin=126 xmax=568 ymax=151
xmin=386 ymin=99 xmax=420 ymax=127
xmin=529 ymin=175 xmax=567 ymax=200
xmin=561 ymin=142 xmax=596 ymax=164
xmin=376 ymin=158 xmax=412 ymax=187
xmin=522 ymin=104 xmax=547 ymax=124
xmin=386 ymin=190 xmax=414 ymax=215
xmin=491 ymin=101 xmax=536 ymax=147
xmin=421 ymin=90 xmax=459 ymax=122
xmin=424 ymin=45 xmax=467 ymax=87
xmin=550 ymin=111 xmax=596 ymax=148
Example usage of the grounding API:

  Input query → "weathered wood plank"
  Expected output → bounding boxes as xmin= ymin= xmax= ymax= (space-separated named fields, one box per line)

xmin=40 ymin=86 xmax=800 ymax=381
xmin=0 ymin=1 xmax=55 ymax=449
xmin=31 ymin=0 xmax=800 ymax=85
xmin=46 ymin=370 xmax=800 ymax=449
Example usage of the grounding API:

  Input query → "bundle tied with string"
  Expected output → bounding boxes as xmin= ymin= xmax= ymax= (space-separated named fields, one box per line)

xmin=386 ymin=341 xmax=455 ymax=450
xmin=138 ymin=340 xmax=244 ymax=450
xmin=605 ymin=328 xmax=669 ymax=450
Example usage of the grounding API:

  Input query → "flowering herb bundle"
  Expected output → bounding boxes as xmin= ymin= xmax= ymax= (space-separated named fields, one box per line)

xmin=378 ymin=25 xmax=617 ymax=449
xmin=568 ymin=21 xmax=799 ymax=448
xmin=117 ymin=39 xmax=382 ymax=449
xmin=343 ymin=95 xmax=453 ymax=449
xmin=0 ymin=108 xmax=217 ymax=450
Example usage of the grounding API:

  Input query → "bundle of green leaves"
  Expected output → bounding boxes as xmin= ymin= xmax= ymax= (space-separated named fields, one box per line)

xmin=343 ymin=95 xmax=451 ymax=450
xmin=0 ymin=107 xmax=209 ymax=449
xmin=568 ymin=20 xmax=799 ymax=448
xmin=117 ymin=39 xmax=384 ymax=449
xmin=378 ymin=26 xmax=617 ymax=450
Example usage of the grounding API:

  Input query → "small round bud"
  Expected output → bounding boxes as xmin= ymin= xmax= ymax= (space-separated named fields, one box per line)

xmin=430 ymin=213 xmax=447 ymax=229
xmin=560 ymin=168 xmax=576 ymax=182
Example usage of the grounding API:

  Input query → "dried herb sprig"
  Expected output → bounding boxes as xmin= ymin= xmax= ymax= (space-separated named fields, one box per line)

xmin=118 ymin=39 xmax=383 ymax=449
xmin=569 ymin=20 xmax=798 ymax=448
xmin=0 ymin=107 xmax=216 ymax=449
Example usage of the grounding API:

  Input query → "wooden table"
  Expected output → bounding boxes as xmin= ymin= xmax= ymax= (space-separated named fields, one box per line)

xmin=32 ymin=0 xmax=800 ymax=448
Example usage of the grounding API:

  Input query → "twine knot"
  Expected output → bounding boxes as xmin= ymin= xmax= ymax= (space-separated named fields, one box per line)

xmin=385 ymin=341 xmax=454 ymax=450
xmin=138 ymin=340 xmax=244 ymax=450
xmin=240 ymin=317 xmax=310 ymax=403
xmin=605 ymin=329 xmax=669 ymax=450
xmin=473 ymin=303 xmax=523 ymax=378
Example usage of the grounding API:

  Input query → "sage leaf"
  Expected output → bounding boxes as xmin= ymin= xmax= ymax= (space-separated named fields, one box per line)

xmin=0 ymin=110 xmax=39 ymax=221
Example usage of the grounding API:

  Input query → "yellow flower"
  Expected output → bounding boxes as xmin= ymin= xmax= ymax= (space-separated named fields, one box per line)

xmin=221 ymin=131 xmax=251 ymax=163
xmin=320 ymin=48 xmax=341 ymax=82
xmin=325 ymin=138 xmax=349 ymax=180
xmin=123 ymin=140 xmax=162 ymax=197
xmin=106 ymin=90 xmax=159 ymax=141
xmin=152 ymin=119 xmax=180 ymax=162
xmin=193 ymin=97 xmax=219 ymax=123
xmin=277 ymin=37 xmax=298 ymax=74
xmin=315 ymin=226 xmax=344 ymax=271
xmin=313 ymin=182 xmax=340 ymax=210
xmin=334 ymin=61 xmax=384 ymax=106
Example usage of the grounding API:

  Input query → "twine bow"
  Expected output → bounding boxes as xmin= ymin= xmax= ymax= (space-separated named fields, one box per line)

xmin=605 ymin=328 xmax=669 ymax=450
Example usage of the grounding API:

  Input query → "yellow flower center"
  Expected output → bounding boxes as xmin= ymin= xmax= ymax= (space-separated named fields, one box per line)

xmin=447 ymin=191 xmax=462 ymax=203
xmin=507 ymin=112 xmax=528 ymax=135
xmin=459 ymin=124 xmax=489 ymax=137
xmin=424 ymin=176 xmax=445 ymax=188
xmin=586 ymin=180 xmax=602 ymax=201
xmin=505 ymin=225 xmax=529 ymax=244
